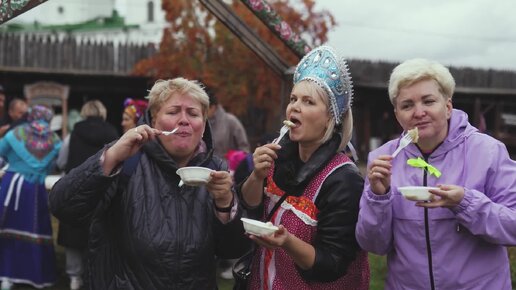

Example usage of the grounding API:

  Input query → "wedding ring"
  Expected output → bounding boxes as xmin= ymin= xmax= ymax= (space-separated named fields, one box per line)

xmin=134 ymin=128 xmax=138 ymax=133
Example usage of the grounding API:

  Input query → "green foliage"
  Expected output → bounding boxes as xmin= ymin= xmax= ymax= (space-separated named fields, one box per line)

xmin=510 ymin=247 xmax=516 ymax=289
xmin=134 ymin=0 xmax=336 ymax=119
xmin=369 ymin=253 xmax=387 ymax=290
xmin=217 ymin=276 xmax=234 ymax=290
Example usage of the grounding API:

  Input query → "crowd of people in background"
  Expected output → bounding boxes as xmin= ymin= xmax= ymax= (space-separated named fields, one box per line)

xmin=0 ymin=46 xmax=515 ymax=290
xmin=0 ymin=88 xmax=150 ymax=290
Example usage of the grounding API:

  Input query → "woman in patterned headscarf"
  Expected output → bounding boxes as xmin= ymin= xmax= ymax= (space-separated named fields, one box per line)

xmin=121 ymin=98 xmax=148 ymax=133
xmin=0 ymin=105 xmax=61 ymax=290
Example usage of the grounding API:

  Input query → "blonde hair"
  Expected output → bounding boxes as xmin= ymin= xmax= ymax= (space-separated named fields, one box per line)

xmin=388 ymin=58 xmax=456 ymax=105
xmin=147 ymin=78 xmax=209 ymax=120
xmin=80 ymin=100 xmax=107 ymax=120
xmin=295 ymin=81 xmax=353 ymax=151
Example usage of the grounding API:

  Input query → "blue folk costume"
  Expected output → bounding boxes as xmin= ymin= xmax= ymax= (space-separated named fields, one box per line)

xmin=0 ymin=105 xmax=61 ymax=288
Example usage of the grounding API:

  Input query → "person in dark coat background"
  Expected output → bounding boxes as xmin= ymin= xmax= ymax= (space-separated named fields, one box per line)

xmin=49 ymin=78 xmax=248 ymax=290
xmin=55 ymin=100 xmax=119 ymax=290
xmin=0 ymin=85 xmax=6 ymax=123
xmin=0 ymin=98 xmax=28 ymax=138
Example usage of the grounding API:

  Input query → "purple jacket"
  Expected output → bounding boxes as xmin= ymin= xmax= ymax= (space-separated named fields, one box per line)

xmin=356 ymin=109 xmax=516 ymax=289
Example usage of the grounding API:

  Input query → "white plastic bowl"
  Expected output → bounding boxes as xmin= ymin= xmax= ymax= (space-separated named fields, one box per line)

xmin=241 ymin=218 xmax=279 ymax=236
xmin=398 ymin=186 xmax=438 ymax=201
xmin=176 ymin=166 xmax=214 ymax=186
xmin=45 ymin=175 xmax=62 ymax=190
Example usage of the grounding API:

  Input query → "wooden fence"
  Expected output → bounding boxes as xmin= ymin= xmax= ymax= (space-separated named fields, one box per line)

xmin=348 ymin=59 xmax=516 ymax=90
xmin=0 ymin=32 xmax=156 ymax=74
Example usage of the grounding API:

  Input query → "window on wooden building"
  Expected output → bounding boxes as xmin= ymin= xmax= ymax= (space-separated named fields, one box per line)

xmin=147 ymin=1 xmax=154 ymax=23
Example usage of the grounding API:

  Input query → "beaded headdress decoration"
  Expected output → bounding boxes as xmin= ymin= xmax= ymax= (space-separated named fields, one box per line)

xmin=123 ymin=98 xmax=148 ymax=122
xmin=293 ymin=45 xmax=353 ymax=124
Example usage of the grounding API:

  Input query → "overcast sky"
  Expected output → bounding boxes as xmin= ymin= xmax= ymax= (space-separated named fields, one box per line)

xmin=315 ymin=0 xmax=516 ymax=71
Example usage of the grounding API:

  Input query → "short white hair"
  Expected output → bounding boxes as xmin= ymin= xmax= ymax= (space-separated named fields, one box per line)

xmin=388 ymin=58 xmax=456 ymax=105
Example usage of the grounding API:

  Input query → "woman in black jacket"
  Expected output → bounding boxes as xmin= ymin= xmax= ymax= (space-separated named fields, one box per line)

xmin=49 ymin=78 xmax=248 ymax=289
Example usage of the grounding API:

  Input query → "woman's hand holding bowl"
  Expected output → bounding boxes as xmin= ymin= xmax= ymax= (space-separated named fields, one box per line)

xmin=416 ymin=184 xmax=465 ymax=208
xmin=207 ymin=170 xmax=234 ymax=208
xmin=249 ymin=225 xmax=290 ymax=249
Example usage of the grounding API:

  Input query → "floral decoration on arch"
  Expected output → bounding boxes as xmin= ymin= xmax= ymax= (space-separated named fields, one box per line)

xmin=0 ymin=0 xmax=47 ymax=24
xmin=242 ymin=0 xmax=311 ymax=58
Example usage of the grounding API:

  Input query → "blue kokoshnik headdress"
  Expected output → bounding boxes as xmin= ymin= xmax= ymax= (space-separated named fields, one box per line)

xmin=293 ymin=45 xmax=353 ymax=124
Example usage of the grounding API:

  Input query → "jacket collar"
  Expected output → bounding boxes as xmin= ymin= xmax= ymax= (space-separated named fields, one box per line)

xmin=404 ymin=109 xmax=478 ymax=158
xmin=273 ymin=131 xmax=342 ymax=196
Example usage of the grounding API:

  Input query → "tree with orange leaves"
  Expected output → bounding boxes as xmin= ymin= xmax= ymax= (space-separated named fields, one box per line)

xmin=133 ymin=0 xmax=335 ymax=137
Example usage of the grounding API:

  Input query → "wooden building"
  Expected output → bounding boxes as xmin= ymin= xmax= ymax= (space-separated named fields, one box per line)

xmin=0 ymin=31 xmax=156 ymax=134
xmin=1 ymin=30 xmax=515 ymax=158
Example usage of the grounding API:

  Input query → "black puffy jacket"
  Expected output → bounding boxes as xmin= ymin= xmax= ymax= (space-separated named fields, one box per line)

xmin=49 ymin=112 xmax=249 ymax=289
xmin=58 ymin=116 xmax=119 ymax=249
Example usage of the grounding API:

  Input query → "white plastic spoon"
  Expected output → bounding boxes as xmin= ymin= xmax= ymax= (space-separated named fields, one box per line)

xmin=162 ymin=128 xmax=178 ymax=136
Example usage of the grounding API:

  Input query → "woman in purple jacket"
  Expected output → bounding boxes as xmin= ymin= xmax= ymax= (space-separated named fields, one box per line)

xmin=356 ymin=58 xmax=516 ymax=289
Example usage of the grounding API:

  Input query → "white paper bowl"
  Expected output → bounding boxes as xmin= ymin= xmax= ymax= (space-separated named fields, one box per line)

xmin=398 ymin=186 xmax=438 ymax=201
xmin=45 ymin=175 xmax=62 ymax=190
xmin=176 ymin=166 xmax=214 ymax=186
xmin=241 ymin=218 xmax=279 ymax=236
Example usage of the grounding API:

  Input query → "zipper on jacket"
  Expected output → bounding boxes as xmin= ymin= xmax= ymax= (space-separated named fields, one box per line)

xmin=423 ymin=156 xmax=436 ymax=290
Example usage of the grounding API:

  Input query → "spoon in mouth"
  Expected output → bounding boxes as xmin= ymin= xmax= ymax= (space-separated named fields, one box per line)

xmin=161 ymin=127 xmax=179 ymax=136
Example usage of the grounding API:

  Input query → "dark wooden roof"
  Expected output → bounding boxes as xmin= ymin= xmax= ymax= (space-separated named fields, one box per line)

xmin=348 ymin=59 xmax=516 ymax=96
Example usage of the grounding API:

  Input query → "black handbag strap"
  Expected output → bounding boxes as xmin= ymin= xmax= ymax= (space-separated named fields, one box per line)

xmin=235 ymin=192 xmax=290 ymax=278
xmin=265 ymin=192 xmax=289 ymax=222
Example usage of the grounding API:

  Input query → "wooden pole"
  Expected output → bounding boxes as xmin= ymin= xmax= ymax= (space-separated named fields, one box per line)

xmin=199 ymin=0 xmax=290 ymax=78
